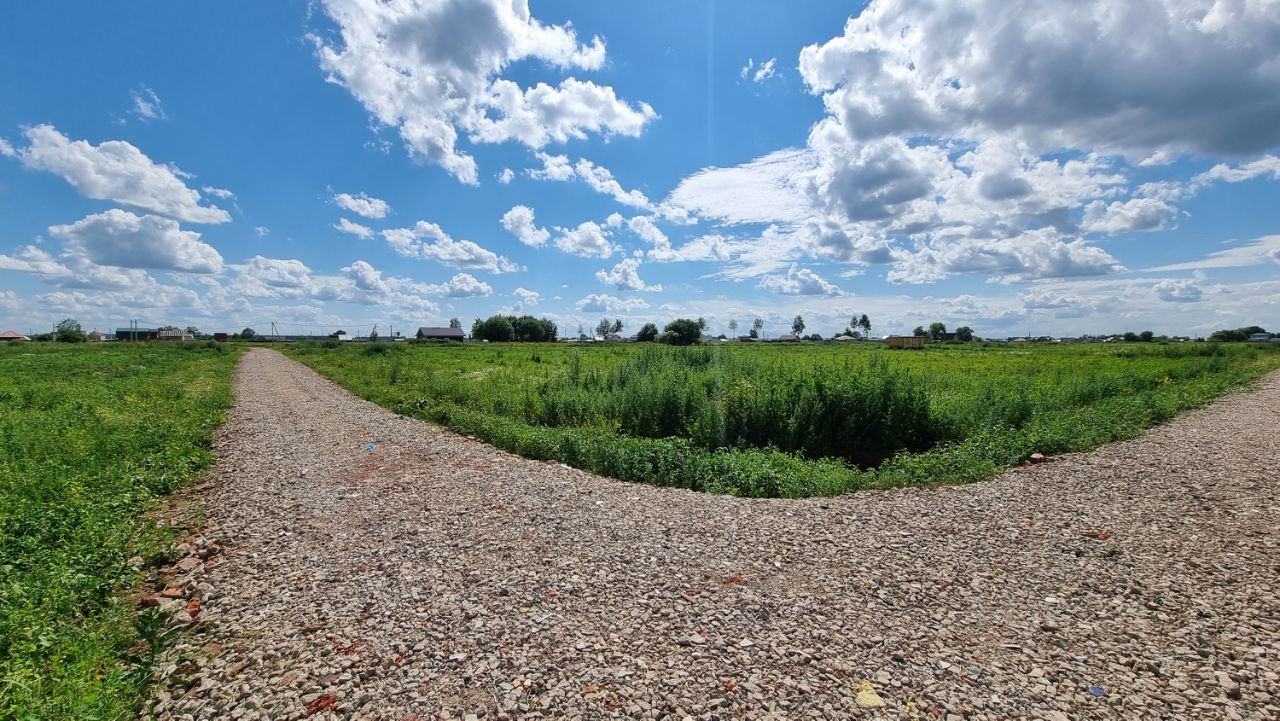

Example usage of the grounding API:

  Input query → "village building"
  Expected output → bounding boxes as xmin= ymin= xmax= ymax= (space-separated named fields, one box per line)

xmin=416 ymin=326 xmax=465 ymax=341
xmin=887 ymin=335 xmax=926 ymax=349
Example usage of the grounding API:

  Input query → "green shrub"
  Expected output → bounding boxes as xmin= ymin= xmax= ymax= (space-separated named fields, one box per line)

xmin=285 ymin=340 xmax=1280 ymax=499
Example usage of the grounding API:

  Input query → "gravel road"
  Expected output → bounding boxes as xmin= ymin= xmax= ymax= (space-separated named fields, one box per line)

xmin=149 ymin=348 xmax=1280 ymax=720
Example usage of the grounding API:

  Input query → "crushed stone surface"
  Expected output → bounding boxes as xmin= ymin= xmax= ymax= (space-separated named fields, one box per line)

xmin=149 ymin=348 xmax=1280 ymax=720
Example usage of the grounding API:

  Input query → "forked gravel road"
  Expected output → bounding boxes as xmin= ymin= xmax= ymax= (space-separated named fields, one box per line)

xmin=149 ymin=349 xmax=1280 ymax=720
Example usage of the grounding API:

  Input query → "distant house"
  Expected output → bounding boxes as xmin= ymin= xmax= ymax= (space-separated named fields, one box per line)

xmin=116 ymin=327 xmax=157 ymax=341
xmin=887 ymin=335 xmax=925 ymax=349
xmin=86 ymin=329 xmax=106 ymax=341
xmin=157 ymin=329 xmax=193 ymax=341
xmin=737 ymin=334 xmax=757 ymax=342
xmin=833 ymin=334 xmax=857 ymax=342
xmin=213 ymin=332 xmax=229 ymax=342
xmin=1248 ymin=332 xmax=1273 ymax=342
xmin=605 ymin=332 xmax=625 ymax=342
xmin=416 ymin=326 xmax=465 ymax=341
xmin=777 ymin=334 xmax=801 ymax=342
xmin=0 ymin=330 xmax=30 ymax=342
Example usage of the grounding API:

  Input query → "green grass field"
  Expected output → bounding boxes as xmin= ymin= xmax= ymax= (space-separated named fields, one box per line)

xmin=290 ymin=340 xmax=1280 ymax=498
xmin=0 ymin=341 xmax=238 ymax=720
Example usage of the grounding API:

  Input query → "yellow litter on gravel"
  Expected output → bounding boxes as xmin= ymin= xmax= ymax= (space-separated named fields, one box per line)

xmin=855 ymin=682 xmax=885 ymax=708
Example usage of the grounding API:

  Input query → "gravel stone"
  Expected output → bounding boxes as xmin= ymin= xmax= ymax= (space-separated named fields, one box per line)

xmin=149 ymin=349 xmax=1280 ymax=720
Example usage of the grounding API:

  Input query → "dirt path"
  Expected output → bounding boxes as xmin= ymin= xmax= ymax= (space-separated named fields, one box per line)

xmin=150 ymin=348 xmax=1280 ymax=720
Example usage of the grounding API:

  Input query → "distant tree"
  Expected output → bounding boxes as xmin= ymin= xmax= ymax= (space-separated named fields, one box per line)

xmin=511 ymin=315 xmax=556 ymax=342
xmin=368 ymin=324 xmax=379 ymax=342
xmin=912 ymin=326 xmax=927 ymax=337
xmin=471 ymin=318 xmax=484 ymax=340
xmin=55 ymin=318 xmax=86 ymax=343
xmin=595 ymin=318 xmax=612 ymax=338
xmin=792 ymin=315 xmax=805 ymax=336
xmin=474 ymin=315 xmax=514 ymax=342
xmin=955 ymin=326 xmax=974 ymax=342
xmin=1139 ymin=330 xmax=1155 ymax=342
xmin=539 ymin=318 xmax=558 ymax=341
xmin=1123 ymin=331 xmax=1140 ymax=342
xmin=448 ymin=318 xmax=462 ymax=329
xmin=611 ymin=318 xmax=624 ymax=334
xmin=158 ymin=325 xmax=179 ymax=332
xmin=859 ymin=314 xmax=871 ymax=336
xmin=576 ymin=323 xmax=585 ymax=337
xmin=928 ymin=322 xmax=948 ymax=341
xmin=728 ymin=319 xmax=739 ymax=335
xmin=240 ymin=327 xmax=257 ymax=340
xmin=661 ymin=318 xmax=702 ymax=346
xmin=748 ymin=328 xmax=759 ymax=339
xmin=636 ymin=322 xmax=659 ymax=342
xmin=804 ymin=333 xmax=823 ymax=342
xmin=1209 ymin=325 xmax=1268 ymax=342
xmin=184 ymin=326 xmax=202 ymax=338
xmin=334 ymin=329 xmax=345 ymax=335
xmin=510 ymin=316 xmax=539 ymax=342
xmin=696 ymin=317 xmax=708 ymax=331
xmin=752 ymin=318 xmax=764 ymax=337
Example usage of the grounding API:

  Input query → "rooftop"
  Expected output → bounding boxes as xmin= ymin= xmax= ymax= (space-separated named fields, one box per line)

xmin=417 ymin=326 xmax=465 ymax=338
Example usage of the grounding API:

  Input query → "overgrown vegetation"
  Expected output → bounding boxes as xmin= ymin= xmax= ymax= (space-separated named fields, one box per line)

xmin=287 ymin=340 xmax=1280 ymax=498
xmin=0 ymin=342 xmax=238 ymax=720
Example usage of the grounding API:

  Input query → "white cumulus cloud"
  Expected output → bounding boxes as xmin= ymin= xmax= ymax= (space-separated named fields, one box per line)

xmin=13 ymin=125 xmax=230 ymax=224
xmin=333 ymin=191 xmax=390 ymax=219
xmin=757 ymin=264 xmax=843 ymax=296
xmin=381 ymin=220 xmax=520 ymax=272
xmin=576 ymin=293 xmax=649 ymax=313
xmin=312 ymin=0 xmax=655 ymax=184
xmin=500 ymin=204 xmax=549 ymax=247
xmin=334 ymin=217 xmax=374 ymax=239
xmin=797 ymin=0 xmax=1280 ymax=158
xmin=527 ymin=152 xmax=652 ymax=209
xmin=1153 ymin=278 xmax=1202 ymax=303
xmin=595 ymin=258 xmax=662 ymax=292
xmin=512 ymin=287 xmax=540 ymax=305
xmin=554 ymin=220 xmax=614 ymax=258
xmin=421 ymin=272 xmax=492 ymax=298
xmin=48 ymin=209 xmax=223 ymax=274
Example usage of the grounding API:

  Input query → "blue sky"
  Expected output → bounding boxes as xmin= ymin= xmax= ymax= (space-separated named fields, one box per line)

xmin=1 ymin=0 xmax=1278 ymax=338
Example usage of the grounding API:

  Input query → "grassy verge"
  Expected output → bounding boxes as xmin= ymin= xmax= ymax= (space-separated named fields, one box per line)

xmin=0 ymin=341 xmax=239 ymax=720
xmin=288 ymin=341 xmax=1280 ymax=498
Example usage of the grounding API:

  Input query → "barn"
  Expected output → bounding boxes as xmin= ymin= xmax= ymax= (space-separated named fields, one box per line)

xmin=887 ymin=335 xmax=926 ymax=349
xmin=416 ymin=326 xmax=465 ymax=341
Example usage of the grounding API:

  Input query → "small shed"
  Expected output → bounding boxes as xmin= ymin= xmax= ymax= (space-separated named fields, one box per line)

xmin=887 ymin=335 xmax=925 ymax=349
xmin=0 ymin=330 xmax=30 ymax=342
xmin=417 ymin=326 xmax=465 ymax=341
